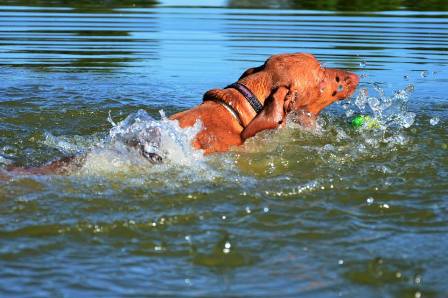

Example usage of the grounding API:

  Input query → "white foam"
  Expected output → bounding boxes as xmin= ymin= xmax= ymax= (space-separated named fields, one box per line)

xmin=115 ymin=109 xmax=204 ymax=166
xmin=42 ymin=109 xmax=207 ymax=176
xmin=430 ymin=117 xmax=440 ymax=126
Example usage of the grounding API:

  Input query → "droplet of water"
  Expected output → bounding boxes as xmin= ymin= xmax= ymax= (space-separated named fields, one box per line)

xmin=245 ymin=206 xmax=251 ymax=214
xmin=404 ymin=84 xmax=415 ymax=94
xmin=379 ymin=165 xmax=391 ymax=174
xmin=345 ymin=109 xmax=354 ymax=118
xmin=366 ymin=197 xmax=375 ymax=205
xmin=323 ymin=144 xmax=335 ymax=151
xmin=354 ymin=88 xmax=369 ymax=111
xmin=263 ymin=207 xmax=270 ymax=213
xmin=403 ymin=75 xmax=409 ymax=80
xmin=402 ymin=112 xmax=416 ymax=128
xmin=414 ymin=274 xmax=422 ymax=284
xmin=420 ymin=71 xmax=428 ymax=78
xmin=221 ymin=215 xmax=227 ymax=220
xmin=359 ymin=61 xmax=366 ymax=68
xmin=415 ymin=291 xmax=421 ymax=298
xmin=338 ymin=259 xmax=344 ymax=265
xmin=93 ymin=225 xmax=101 ymax=233
xmin=367 ymin=96 xmax=381 ymax=111
xmin=223 ymin=241 xmax=231 ymax=254
xmin=430 ymin=117 xmax=440 ymax=126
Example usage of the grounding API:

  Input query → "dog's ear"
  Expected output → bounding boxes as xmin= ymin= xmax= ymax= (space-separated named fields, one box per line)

xmin=241 ymin=86 xmax=290 ymax=140
xmin=239 ymin=65 xmax=264 ymax=80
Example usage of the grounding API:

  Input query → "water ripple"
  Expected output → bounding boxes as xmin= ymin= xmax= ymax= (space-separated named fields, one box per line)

xmin=0 ymin=2 xmax=447 ymax=297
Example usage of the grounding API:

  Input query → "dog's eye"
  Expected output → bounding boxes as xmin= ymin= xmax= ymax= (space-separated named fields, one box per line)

xmin=335 ymin=76 xmax=340 ymax=82
xmin=332 ymin=91 xmax=337 ymax=96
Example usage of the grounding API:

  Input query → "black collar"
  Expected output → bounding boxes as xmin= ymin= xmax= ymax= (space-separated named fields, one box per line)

xmin=225 ymin=82 xmax=263 ymax=114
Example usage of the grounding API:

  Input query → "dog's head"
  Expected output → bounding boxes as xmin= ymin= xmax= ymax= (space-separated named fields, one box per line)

xmin=239 ymin=53 xmax=359 ymax=139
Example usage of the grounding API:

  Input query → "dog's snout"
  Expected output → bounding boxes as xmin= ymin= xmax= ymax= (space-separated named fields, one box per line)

xmin=347 ymin=72 xmax=359 ymax=87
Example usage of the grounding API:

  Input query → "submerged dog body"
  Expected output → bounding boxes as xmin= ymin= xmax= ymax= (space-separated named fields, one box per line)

xmin=8 ymin=53 xmax=359 ymax=174
xmin=171 ymin=53 xmax=359 ymax=154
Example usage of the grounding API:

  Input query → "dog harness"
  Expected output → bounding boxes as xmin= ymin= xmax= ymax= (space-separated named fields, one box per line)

xmin=203 ymin=82 xmax=263 ymax=128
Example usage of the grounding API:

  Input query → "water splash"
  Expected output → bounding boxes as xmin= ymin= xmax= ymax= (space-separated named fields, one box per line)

xmin=43 ymin=132 xmax=100 ymax=155
xmin=349 ymin=83 xmax=416 ymax=131
xmin=285 ymin=81 xmax=413 ymax=142
xmin=31 ymin=83 xmax=418 ymax=179
xmin=107 ymin=109 xmax=203 ymax=166
xmin=42 ymin=109 xmax=205 ymax=175
xmin=271 ymin=81 xmax=421 ymax=176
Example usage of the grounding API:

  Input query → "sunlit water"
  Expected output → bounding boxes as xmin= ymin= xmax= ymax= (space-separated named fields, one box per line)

xmin=0 ymin=1 xmax=447 ymax=297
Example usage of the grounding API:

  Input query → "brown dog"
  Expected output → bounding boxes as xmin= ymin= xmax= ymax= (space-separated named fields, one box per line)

xmin=171 ymin=53 xmax=359 ymax=154
xmin=7 ymin=53 xmax=358 ymax=174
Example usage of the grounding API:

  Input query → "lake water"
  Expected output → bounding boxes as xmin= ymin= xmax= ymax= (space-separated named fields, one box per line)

xmin=0 ymin=1 xmax=447 ymax=297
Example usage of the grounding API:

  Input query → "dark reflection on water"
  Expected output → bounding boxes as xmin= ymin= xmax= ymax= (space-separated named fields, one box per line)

xmin=0 ymin=8 xmax=159 ymax=70
xmin=1 ymin=0 xmax=448 ymax=11
xmin=0 ymin=0 xmax=447 ymax=297
xmin=227 ymin=0 xmax=448 ymax=11
xmin=0 ymin=0 xmax=158 ymax=12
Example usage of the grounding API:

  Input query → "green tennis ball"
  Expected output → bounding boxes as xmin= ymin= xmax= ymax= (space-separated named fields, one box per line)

xmin=351 ymin=115 xmax=366 ymax=128
xmin=351 ymin=115 xmax=380 ymax=129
